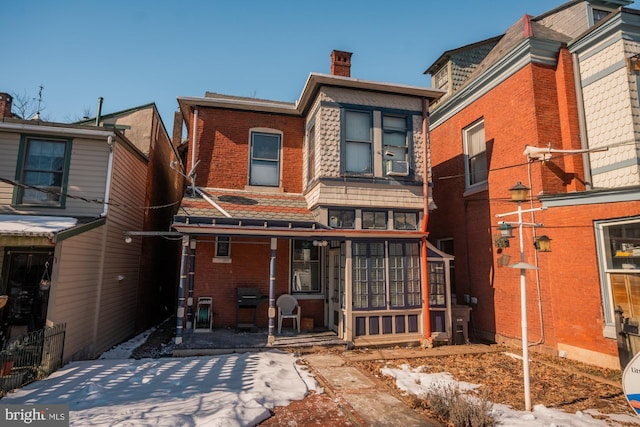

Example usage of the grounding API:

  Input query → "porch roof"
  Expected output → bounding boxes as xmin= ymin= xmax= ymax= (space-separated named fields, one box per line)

xmin=179 ymin=187 xmax=316 ymax=222
xmin=0 ymin=215 xmax=78 ymax=238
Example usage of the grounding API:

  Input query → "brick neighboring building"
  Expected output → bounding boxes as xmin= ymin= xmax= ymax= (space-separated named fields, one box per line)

xmin=171 ymin=51 xmax=453 ymax=348
xmin=426 ymin=0 xmax=640 ymax=369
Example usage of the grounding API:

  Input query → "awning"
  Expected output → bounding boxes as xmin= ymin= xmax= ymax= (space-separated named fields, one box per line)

xmin=0 ymin=215 xmax=105 ymax=245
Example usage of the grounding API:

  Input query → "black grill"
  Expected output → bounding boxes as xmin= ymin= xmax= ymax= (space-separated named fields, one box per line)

xmin=236 ymin=288 xmax=267 ymax=330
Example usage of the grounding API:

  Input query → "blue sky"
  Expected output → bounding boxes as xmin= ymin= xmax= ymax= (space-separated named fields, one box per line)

xmin=3 ymin=0 xmax=606 ymax=129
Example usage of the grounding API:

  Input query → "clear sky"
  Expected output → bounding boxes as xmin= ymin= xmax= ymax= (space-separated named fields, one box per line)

xmin=3 ymin=0 xmax=612 ymax=130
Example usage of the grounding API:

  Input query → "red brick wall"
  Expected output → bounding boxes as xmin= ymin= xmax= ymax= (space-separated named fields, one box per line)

xmin=190 ymin=108 xmax=304 ymax=193
xmin=428 ymin=49 xmax=619 ymax=362
xmin=190 ymin=237 xmax=324 ymax=329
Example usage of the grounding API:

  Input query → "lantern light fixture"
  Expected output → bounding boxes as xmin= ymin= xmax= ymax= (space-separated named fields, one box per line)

xmin=535 ymin=235 xmax=552 ymax=252
xmin=509 ymin=181 xmax=530 ymax=202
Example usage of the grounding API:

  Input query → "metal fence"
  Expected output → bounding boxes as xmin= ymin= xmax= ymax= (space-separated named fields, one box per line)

xmin=0 ymin=323 xmax=66 ymax=396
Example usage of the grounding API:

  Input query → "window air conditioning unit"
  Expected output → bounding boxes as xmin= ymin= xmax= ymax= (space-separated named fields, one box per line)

xmin=385 ymin=160 xmax=409 ymax=176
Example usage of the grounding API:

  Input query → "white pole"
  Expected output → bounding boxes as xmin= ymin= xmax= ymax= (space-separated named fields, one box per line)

xmin=518 ymin=201 xmax=532 ymax=411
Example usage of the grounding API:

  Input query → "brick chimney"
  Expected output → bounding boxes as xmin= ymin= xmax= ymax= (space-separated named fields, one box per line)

xmin=331 ymin=50 xmax=352 ymax=77
xmin=0 ymin=93 xmax=13 ymax=118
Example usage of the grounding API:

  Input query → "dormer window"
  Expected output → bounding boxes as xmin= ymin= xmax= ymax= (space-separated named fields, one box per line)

xmin=434 ymin=66 xmax=449 ymax=93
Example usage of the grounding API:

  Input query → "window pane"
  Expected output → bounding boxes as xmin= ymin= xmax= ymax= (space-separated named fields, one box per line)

xmin=216 ymin=237 xmax=230 ymax=257
xmin=250 ymin=161 xmax=278 ymax=186
xmin=429 ymin=262 xmax=446 ymax=306
xmin=308 ymin=125 xmax=315 ymax=182
xmin=329 ymin=210 xmax=355 ymax=229
xmin=252 ymin=133 xmax=280 ymax=160
xmin=346 ymin=141 xmax=371 ymax=173
xmin=383 ymin=116 xmax=407 ymax=148
xmin=394 ymin=212 xmax=418 ymax=230
xmin=465 ymin=121 xmax=487 ymax=186
xmin=370 ymin=243 xmax=385 ymax=308
xmin=291 ymin=240 xmax=321 ymax=293
xmin=363 ymin=211 xmax=387 ymax=229
xmin=250 ymin=132 xmax=280 ymax=186
xmin=21 ymin=139 xmax=66 ymax=205
xmin=346 ymin=111 xmax=371 ymax=142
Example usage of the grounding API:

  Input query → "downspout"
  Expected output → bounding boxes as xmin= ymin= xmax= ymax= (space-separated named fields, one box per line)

xmin=186 ymin=239 xmax=196 ymax=330
xmin=572 ymin=53 xmax=593 ymax=190
xmin=420 ymin=97 xmax=432 ymax=346
xmin=175 ymin=235 xmax=189 ymax=345
xmin=191 ymin=108 xmax=198 ymax=196
xmin=267 ymin=238 xmax=277 ymax=345
xmin=101 ymin=135 xmax=115 ymax=217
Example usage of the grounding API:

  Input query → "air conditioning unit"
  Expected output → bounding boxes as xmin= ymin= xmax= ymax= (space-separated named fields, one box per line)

xmin=385 ymin=160 xmax=409 ymax=176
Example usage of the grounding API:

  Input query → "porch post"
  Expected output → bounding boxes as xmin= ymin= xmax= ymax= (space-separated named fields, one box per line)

xmin=175 ymin=235 xmax=189 ymax=345
xmin=267 ymin=238 xmax=277 ymax=345
xmin=186 ymin=239 xmax=196 ymax=330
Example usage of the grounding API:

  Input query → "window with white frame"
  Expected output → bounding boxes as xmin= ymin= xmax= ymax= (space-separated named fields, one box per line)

xmin=353 ymin=241 xmax=421 ymax=310
xmin=383 ymin=114 xmax=409 ymax=176
xmin=344 ymin=110 xmax=372 ymax=174
xmin=249 ymin=131 xmax=281 ymax=186
xmin=463 ymin=119 xmax=487 ymax=188
xmin=16 ymin=137 xmax=70 ymax=206
xmin=291 ymin=240 xmax=321 ymax=293
xmin=596 ymin=218 xmax=640 ymax=331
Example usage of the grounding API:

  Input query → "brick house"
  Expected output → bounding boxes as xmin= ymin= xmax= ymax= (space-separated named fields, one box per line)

xmin=426 ymin=0 xmax=640 ymax=369
xmin=172 ymin=51 xmax=453 ymax=347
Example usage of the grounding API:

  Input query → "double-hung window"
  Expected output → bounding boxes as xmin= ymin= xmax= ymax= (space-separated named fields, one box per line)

xmin=344 ymin=110 xmax=372 ymax=174
xmin=16 ymin=137 xmax=70 ymax=206
xmin=249 ymin=131 xmax=281 ymax=186
xmin=463 ymin=120 xmax=487 ymax=188
xmin=383 ymin=114 xmax=409 ymax=176
xmin=353 ymin=241 xmax=421 ymax=310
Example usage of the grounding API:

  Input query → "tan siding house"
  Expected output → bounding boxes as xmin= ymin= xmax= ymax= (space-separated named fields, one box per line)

xmin=0 ymin=99 xmax=184 ymax=362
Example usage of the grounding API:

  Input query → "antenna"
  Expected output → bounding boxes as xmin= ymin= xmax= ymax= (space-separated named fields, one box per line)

xmin=36 ymin=84 xmax=43 ymax=117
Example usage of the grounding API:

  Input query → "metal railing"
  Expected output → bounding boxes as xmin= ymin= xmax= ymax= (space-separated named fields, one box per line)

xmin=0 ymin=323 xmax=66 ymax=396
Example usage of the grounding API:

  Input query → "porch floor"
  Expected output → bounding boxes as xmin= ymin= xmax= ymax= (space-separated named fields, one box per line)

xmin=173 ymin=327 xmax=347 ymax=356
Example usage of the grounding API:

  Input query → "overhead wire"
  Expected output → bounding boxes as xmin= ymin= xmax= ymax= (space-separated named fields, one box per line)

xmin=0 ymin=176 xmax=182 ymax=210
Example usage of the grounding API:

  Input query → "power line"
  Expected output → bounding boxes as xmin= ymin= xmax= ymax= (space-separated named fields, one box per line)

xmin=435 ymin=139 xmax=639 ymax=181
xmin=0 ymin=176 xmax=181 ymax=210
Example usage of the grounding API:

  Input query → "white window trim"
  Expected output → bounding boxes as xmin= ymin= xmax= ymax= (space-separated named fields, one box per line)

xmin=463 ymin=119 xmax=487 ymax=190
xmin=248 ymin=128 xmax=283 ymax=188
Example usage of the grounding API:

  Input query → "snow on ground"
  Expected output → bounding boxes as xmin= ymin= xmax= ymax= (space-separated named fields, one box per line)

xmin=382 ymin=364 xmax=640 ymax=426
xmin=3 ymin=329 xmax=319 ymax=426
xmin=3 ymin=328 xmax=640 ymax=426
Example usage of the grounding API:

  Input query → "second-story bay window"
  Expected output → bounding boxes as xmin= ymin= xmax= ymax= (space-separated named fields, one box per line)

xmin=344 ymin=110 xmax=372 ymax=174
xmin=249 ymin=131 xmax=281 ymax=186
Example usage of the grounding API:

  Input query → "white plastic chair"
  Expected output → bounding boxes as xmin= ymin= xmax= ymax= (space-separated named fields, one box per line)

xmin=276 ymin=294 xmax=301 ymax=333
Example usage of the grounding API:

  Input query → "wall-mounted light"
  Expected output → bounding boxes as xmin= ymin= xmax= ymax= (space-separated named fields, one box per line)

xmin=312 ymin=240 xmax=328 ymax=247
xmin=534 ymin=235 xmax=552 ymax=252
xmin=124 ymin=236 xmax=132 ymax=244
xmin=117 ymin=275 xmax=126 ymax=282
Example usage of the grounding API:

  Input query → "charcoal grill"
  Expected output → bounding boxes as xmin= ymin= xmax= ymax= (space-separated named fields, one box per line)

xmin=236 ymin=287 xmax=267 ymax=330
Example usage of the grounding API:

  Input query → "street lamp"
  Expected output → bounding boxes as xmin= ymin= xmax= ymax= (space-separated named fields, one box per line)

xmin=496 ymin=181 xmax=545 ymax=412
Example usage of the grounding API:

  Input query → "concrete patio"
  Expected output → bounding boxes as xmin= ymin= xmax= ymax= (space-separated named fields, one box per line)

xmin=173 ymin=327 xmax=348 ymax=356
